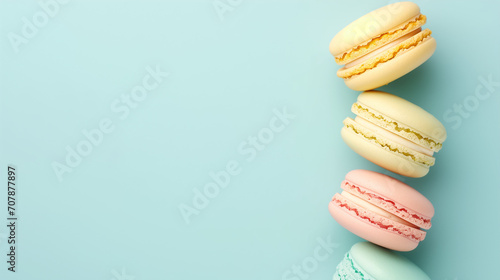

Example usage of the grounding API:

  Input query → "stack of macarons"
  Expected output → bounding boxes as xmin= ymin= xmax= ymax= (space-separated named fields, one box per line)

xmin=326 ymin=2 xmax=446 ymax=279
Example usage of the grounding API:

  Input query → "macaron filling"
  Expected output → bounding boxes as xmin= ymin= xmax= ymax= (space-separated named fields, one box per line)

xmin=341 ymin=191 xmax=418 ymax=228
xmin=333 ymin=14 xmax=427 ymax=64
xmin=345 ymin=28 xmax=422 ymax=69
xmin=333 ymin=252 xmax=374 ymax=280
xmin=342 ymin=180 xmax=432 ymax=229
xmin=352 ymin=102 xmax=444 ymax=152
xmin=331 ymin=193 xmax=426 ymax=242
xmin=354 ymin=116 xmax=434 ymax=156
xmin=343 ymin=117 xmax=435 ymax=167
xmin=337 ymin=28 xmax=433 ymax=79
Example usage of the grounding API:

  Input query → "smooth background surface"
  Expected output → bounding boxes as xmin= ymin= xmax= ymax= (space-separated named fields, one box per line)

xmin=1 ymin=0 xmax=499 ymax=279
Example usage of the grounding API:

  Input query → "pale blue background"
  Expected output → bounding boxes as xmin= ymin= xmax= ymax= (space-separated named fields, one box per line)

xmin=1 ymin=0 xmax=499 ymax=279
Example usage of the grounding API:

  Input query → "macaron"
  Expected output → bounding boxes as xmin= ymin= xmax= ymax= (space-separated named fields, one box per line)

xmin=334 ymin=242 xmax=430 ymax=280
xmin=329 ymin=2 xmax=436 ymax=91
xmin=341 ymin=91 xmax=446 ymax=178
xmin=329 ymin=169 xmax=434 ymax=251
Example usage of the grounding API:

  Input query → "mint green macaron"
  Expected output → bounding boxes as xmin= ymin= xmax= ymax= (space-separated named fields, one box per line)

xmin=334 ymin=242 xmax=430 ymax=280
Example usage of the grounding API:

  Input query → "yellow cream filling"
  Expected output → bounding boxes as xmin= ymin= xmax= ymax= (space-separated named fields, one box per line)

xmin=338 ymin=28 xmax=432 ymax=79
xmin=345 ymin=122 xmax=434 ymax=167
xmin=335 ymin=14 xmax=427 ymax=64
xmin=353 ymin=103 xmax=443 ymax=151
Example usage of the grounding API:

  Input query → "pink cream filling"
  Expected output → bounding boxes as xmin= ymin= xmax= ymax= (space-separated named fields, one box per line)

xmin=341 ymin=191 xmax=417 ymax=228
xmin=331 ymin=194 xmax=426 ymax=242
xmin=342 ymin=181 xmax=432 ymax=229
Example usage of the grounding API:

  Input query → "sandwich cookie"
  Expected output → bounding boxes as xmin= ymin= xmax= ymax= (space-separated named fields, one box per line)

xmin=330 ymin=2 xmax=436 ymax=91
xmin=341 ymin=91 xmax=446 ymax=177
xmin=329 ymin=170 xmax=435 ymax=251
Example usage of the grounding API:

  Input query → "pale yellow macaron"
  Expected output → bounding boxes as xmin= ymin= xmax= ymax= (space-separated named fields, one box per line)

xmin=341 ymin=91 xmax=446 ymax=177
xmin=330 ymin=2 xmax=436 ymax=91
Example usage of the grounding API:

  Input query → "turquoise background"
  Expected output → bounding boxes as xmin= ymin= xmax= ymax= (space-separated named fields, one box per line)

xmin=1 ymin=0 xmax=499 ymax=279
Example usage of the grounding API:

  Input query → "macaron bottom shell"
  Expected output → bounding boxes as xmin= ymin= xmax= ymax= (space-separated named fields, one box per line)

xmin=341 ymin=125 xmax=429 ymax=178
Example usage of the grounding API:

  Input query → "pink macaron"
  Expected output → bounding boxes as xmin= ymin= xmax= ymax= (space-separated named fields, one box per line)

xmin=328 ymin=169 xmax=434 ymax=251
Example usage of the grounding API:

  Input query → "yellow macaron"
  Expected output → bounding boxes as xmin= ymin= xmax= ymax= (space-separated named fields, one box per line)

xmin=330 ymin=2 xmax=436 ymax=91
xmin=341 ymin=91 xmax=446 ymax=178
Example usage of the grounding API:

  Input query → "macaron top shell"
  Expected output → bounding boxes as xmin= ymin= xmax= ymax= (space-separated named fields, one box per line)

xmin=345 ymin=169 xmax=434 ymax=225
xmin=355 ymin=91 xmax=447 ymax=150
xmin=350 ymin=242 xmax=431 ymax=280
xmin=330 ymin=2 xmax=421 ymax=58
